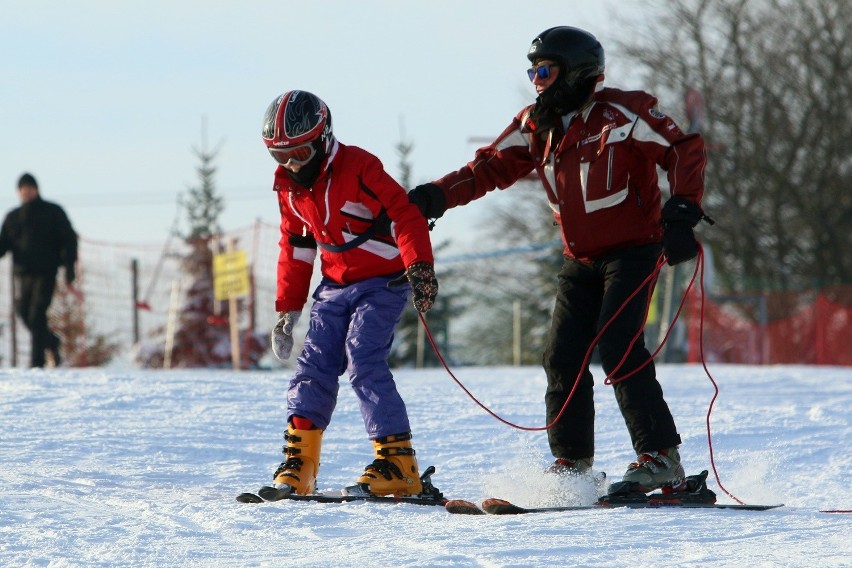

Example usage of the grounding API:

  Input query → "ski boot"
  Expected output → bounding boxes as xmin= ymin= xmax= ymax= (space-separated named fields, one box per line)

xmin=621 ymin=446 xmax=686 ymax=493
xmin=357 ymin=432 xmax=422 ymax=497
xmin=546 ymin=457 xmax=594 ymax=476
xmin=271 ymin=422 xmax=323 ymax=496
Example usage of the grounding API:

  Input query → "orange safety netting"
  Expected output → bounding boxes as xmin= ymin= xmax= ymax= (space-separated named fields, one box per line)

xmin=687 ymin=285 xmax=852 ymax=365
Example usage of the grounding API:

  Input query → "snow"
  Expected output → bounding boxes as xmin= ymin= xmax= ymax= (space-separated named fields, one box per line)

xmin=1 ymin=364 xmax=850 ymax=567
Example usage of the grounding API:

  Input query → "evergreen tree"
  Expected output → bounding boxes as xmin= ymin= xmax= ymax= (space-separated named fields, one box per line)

xmin=184 ymin=137 xmax=224 ymax=240
xmin=134 ymin=123 xmax=266 ymax=368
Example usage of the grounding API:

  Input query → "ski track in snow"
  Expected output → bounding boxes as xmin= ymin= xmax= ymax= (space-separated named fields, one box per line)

xmin=0 ymin=364 xmax=849 ymax=567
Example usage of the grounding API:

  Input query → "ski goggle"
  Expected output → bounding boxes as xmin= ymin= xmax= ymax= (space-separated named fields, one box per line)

xmin=527 ymin=63 xmax=557 ymax=81
xmin=268 ymin=142 xmax=316 ymax=166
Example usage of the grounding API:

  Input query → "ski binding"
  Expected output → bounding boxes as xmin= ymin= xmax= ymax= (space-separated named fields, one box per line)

xmin=237 ymin=465 xmax=446 ymax=507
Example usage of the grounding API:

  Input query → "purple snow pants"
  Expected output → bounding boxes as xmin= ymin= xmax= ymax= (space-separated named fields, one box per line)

xmin=287 ymin=275 xmax=411 ymax=439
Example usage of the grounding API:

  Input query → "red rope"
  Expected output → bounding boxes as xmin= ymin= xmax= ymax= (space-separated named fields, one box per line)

xmin=418 ymin=310 xmax=545 ymax=431
xmin=692 ymin=244 xmax=745 ymax=504
xmin=418 ymin=254 xmax=666 ymax=431
xmin=420 ymin=243 xmax=746 ymax=503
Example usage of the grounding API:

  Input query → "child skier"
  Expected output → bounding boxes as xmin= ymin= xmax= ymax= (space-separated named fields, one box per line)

xmin=263 ymin=90 xmax=437 ymax=497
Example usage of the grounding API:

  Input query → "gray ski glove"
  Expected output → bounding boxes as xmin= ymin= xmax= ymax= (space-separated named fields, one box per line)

xmin=271 ymin=311 xmax=301 ymax=361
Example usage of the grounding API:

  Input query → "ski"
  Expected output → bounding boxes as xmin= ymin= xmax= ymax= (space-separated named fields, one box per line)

xmin=477 ymin=498 xmax=783 ymax=514
xmin=236 ymin=492 xmax=264 ymax=503
xmin=237 ymin=465 xmax=446 ymax=507
xmin=445 ymin=470 xmax=783 ymax=515
xmin=444 ymin=499 xmax=487 ymax=515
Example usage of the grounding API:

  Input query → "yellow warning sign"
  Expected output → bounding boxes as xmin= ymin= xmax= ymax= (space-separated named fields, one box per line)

xmin=213 ymin=250 xmax=250 ymax=300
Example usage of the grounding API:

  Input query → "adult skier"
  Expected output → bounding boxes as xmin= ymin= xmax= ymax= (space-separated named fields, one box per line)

xmin=409 ymin=27 xmax=709 ymax=491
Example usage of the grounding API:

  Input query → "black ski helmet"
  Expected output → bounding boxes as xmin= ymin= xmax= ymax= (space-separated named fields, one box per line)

xmin=527 ymin=26 xmax=605 ymax=114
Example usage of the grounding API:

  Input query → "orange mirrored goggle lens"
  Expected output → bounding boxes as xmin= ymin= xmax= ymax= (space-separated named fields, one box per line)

xmin=269 ymin=143 xmax=316 ymax=166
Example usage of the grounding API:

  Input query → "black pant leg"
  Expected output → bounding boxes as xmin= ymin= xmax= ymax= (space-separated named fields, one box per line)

xmin=542 ymin=257 xmax=602 ymax=459
xmin=597 ymin=244 xmax=681 ymax=454
xmin=15 ymin=272 xmax=57 ymax=368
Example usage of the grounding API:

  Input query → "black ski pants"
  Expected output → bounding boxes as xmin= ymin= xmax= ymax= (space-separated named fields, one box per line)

xmin=15 ymin=271 xmax=60 ymax=368
xmin=542 ymin=243 xmax=681 ymax=460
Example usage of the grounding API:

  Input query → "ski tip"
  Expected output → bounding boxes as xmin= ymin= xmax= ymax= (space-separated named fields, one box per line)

xmin=445 ymin=499 xmax=486 ymax=515
xmin=481 ymin=498 xmax=528 ymax=515
xmin=236 ymin=492 xmax=264 ymax=504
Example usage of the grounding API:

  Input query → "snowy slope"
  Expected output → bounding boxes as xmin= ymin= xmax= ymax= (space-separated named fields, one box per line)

xmin=1 ymin=364 xmax=849 ymax=567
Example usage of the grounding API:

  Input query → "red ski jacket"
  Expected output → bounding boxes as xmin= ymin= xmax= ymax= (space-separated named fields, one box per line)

xmin=433 ymin=87 xmax=706 ymax=261
xmin=273 ymin=141 xmax=433 ymax=312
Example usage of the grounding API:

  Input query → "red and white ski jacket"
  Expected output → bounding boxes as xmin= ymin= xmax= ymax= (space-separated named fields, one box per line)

xmin=273 ymin=141 xmax=433 ymax=312
xmin=433 ymin=87 xmax=706 ymax=261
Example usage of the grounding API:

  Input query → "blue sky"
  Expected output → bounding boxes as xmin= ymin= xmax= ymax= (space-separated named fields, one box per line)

xmin=2 ymin=0 xmax=650 ymax=248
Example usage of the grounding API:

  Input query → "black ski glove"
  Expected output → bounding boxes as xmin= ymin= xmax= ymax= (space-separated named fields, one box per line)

xmin=662 ymin=224 xmax=699 ymax=266
xmin=661 ymin=196 xmax=705 ymax=266
xmin=389 ymin=262 xmax=438 ymax=313
xmin=408 ymin=184 xmax=447 ymax=220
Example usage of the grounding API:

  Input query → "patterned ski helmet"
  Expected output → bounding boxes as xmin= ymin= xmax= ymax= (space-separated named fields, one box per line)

xmin=262 ymin=90 xmax=334 ymax=167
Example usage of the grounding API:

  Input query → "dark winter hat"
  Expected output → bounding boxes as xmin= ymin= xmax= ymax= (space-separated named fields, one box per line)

xmin=18 ymin=173 xmax=38 ymax=189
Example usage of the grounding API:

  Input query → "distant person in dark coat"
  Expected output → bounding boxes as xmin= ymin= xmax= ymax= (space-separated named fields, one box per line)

xmin=0 ymin=173 xmax=78 ymax=367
